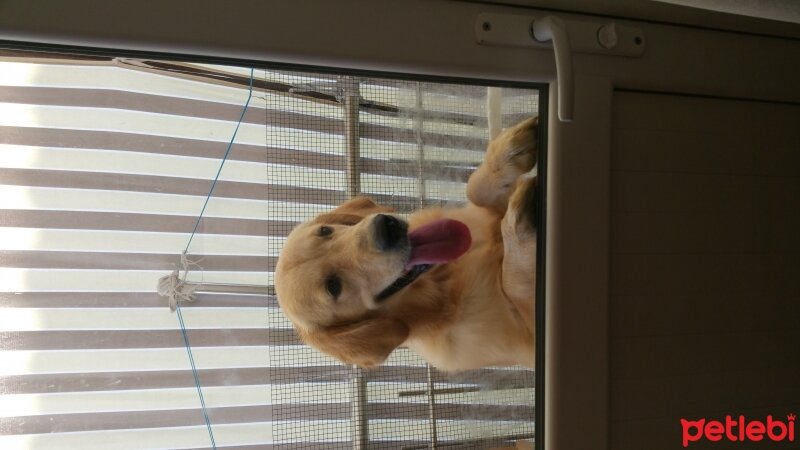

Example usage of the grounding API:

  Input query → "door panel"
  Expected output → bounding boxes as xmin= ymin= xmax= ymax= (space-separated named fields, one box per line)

xmin=610 ymin=90 xmax=800 ymax=449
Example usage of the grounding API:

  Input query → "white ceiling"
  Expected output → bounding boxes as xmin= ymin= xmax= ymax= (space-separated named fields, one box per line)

xmin=652 ymin=0 xmax=800 ymax=24
xmin=471 ymin=0 xmax=800 ymax=39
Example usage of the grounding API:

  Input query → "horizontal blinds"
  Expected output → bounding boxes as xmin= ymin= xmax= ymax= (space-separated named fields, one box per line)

xmin=0 ymin=52 xmax=537 ymax=449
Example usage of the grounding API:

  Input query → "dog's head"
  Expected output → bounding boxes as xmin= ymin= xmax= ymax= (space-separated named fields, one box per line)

xmin=467 ymin=116 xmax=538 ymax=212
xmin=275 ymin=197 xmax=413 ymax=368
xmin=275 ymin=196 xmax=471 ymax=368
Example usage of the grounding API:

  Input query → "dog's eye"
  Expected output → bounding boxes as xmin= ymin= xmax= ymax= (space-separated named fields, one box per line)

xmin=318 ymin=226 xmax=333 ymax=237
xmin=325 ymin=276 xmax=342 ymax=299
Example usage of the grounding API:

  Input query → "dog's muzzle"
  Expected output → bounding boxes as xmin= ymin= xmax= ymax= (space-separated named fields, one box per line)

xmin=373 ymin=214 xmax=472 ymax=303
xmin=372 ymin=214 xmax=408 ymax=251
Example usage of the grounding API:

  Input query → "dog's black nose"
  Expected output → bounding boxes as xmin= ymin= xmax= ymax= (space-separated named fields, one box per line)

xmin=373 ymin=214 xmax=407 ymax=251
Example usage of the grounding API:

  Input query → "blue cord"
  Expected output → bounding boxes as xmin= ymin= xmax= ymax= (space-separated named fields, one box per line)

xmin=175 ymin=302 xmax=217 ymax=448
xmin=186 ymin=68 xmax=256 ymax=252
xmin=178 ymin=67 xmax=255 ymax=449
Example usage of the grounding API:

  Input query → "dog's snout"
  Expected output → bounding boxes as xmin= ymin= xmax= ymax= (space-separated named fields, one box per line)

xmin=373 ymin=214 xmax=407 ymax=251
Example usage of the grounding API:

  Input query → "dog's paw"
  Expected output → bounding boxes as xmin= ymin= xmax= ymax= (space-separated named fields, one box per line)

xmin=467 ymin=117 xmax=538 ymax=214
xmin=503 ymin=171 xmax=537 ymax=240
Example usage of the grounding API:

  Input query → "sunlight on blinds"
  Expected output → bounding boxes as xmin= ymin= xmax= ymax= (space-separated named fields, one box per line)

xmin=0 ymin=50 xmax=538 ymax=450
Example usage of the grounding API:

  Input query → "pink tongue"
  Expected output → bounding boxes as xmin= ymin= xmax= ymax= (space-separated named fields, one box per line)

xmin=406 ymin=219 xmax=471 ymax=268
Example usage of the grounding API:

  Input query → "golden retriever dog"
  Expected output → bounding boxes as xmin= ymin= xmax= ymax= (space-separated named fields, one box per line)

xmin=275 ymin=117 xmax=538 ymax=371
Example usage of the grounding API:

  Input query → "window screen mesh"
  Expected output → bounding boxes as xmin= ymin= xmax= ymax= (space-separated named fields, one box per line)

xmin=0 ymin=50 xmax=538 ymax=449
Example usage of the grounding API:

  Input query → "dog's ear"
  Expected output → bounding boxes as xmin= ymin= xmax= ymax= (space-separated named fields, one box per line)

xmin=300 ymin=317 xmax=409 ymax=368
xmin=314 ymin=196 xmax=394 ymax=226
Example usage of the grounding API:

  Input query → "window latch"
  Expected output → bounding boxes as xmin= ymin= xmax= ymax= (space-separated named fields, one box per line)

xmin=531 ymin=16 xmax=573 ymax=121
xmin=476 ymin=12 xmax=646 ymax=122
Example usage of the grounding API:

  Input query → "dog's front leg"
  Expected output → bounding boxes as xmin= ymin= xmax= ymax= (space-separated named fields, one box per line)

xmin=500 ymin=170 xmax=537 ymax=333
